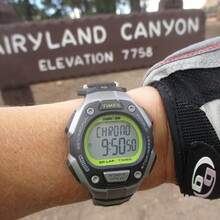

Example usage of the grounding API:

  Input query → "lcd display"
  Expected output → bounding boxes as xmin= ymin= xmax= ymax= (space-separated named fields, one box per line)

xmin=84 ymin=114 xmax=143 ymax=166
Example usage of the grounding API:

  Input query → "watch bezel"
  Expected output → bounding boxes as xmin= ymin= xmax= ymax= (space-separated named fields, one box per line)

xmin=68 ymin=99 xmax=154 ymax=189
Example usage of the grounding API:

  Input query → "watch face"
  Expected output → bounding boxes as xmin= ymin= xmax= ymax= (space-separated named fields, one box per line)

xmin=84 ymin=114 xmax=143 ymax=166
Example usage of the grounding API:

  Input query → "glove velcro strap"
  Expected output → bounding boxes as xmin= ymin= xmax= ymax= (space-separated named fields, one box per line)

xmin=183 ymin=142 xmax=220 ymax=199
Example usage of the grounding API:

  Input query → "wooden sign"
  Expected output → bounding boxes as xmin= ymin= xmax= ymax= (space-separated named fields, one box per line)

xmin=0 ymin=10 xmax=205 ymax=90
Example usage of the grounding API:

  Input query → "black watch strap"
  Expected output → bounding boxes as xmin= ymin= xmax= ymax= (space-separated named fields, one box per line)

xmin=93 ymin=195 xmax=132 ymax=206
xmin=77 ymin=82 xmax=126 ymax=97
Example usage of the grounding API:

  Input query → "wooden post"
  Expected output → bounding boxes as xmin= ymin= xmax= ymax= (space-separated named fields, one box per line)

xmin=2 ymin=87 xmax=35 ymax=106
xmin=0 ymin=3 xmax=35 ymax=105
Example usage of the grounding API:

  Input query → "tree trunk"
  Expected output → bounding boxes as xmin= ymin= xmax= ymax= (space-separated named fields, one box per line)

xmin=130 ymin=0 xmax=141 ymax=12
xmin=2 ymin=87 xmax=35 ymax=106
xmin=95 ymin=0 xmax=116 ymax=14
xmin=159 ymin=0 xmax=183 ymax=10
xmin=0 ymin=2 xmax=17 ymax=23
xmin=83 ymin=0 xmax=90 ymax=13
xmin=24 ymin=0 xmax=33 ymax=20
xmin=105 ymin=1 xmax=116 ymax=13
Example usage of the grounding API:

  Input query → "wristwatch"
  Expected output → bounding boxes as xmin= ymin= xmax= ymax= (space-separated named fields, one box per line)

xmin=65 ymin=82 xmax=155 ymax=206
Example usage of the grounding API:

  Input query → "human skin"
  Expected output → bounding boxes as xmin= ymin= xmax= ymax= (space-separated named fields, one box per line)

xmin=0 ymin=86 xmax=176 ymax=220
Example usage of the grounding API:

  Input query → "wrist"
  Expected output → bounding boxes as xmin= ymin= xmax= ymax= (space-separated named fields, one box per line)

xmin=127 ymin=86 xmax=176 ymax=189
xmin=39 ymin=86 xmax=176 ymax=201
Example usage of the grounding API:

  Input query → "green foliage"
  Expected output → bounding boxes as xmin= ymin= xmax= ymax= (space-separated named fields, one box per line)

xmin=2 ymin=0 xmax=141 ymax=21
xmin=94 ymin=0 xmax=117 ymax=14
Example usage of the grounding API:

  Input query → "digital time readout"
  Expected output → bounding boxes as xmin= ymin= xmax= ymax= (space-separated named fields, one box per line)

xmin=85 ymin=115 xmax=140 ymax=160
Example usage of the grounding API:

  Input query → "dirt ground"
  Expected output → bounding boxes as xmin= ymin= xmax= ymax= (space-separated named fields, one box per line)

xmin=1 ymin=17 xmax=220 ymax=220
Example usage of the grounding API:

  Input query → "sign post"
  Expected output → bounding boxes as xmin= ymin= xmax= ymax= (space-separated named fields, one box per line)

xmin=0 ymin=2 xmax=34 ymax=105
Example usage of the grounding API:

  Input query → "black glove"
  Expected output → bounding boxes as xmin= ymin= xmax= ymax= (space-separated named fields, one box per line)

xmin=143 ymin=37 xmax=220 ymax=199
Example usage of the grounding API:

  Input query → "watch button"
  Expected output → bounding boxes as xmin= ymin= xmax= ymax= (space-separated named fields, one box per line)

xmin=86 ymin=107 xmax=95 ymax=115
xmin=128 ymin=104 xmax=136 ymax=112
xmin=65 ymin=111 xmax=76 ymax=134
xmin=67 ymin=160 xmax=81 ymax=183
xmin=134 ymin=171 xmax=142 ymax=179
xmin=103 ymin=170 xmax=130 ymax=183
xmin=91 ymin=175 xmax=100 ymax=184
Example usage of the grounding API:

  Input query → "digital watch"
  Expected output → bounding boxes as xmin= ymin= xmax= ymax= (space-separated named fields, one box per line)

xmin=65 ymin=82 xmax=155 ymax=206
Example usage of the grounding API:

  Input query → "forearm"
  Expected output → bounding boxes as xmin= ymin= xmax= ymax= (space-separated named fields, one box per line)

xmin=0 ymin=98 xmax=90 ymax=219
xmin=0 ymin=86 xmax=176 ymax=220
